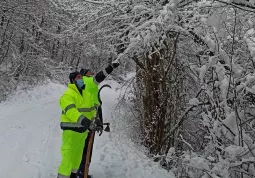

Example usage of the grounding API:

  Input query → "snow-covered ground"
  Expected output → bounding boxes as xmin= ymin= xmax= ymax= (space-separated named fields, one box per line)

xmin=0 ymin=80 xmax=174 ymax=178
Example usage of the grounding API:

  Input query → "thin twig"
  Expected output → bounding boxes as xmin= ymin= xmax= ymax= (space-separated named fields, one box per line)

xmin=215 ymin=0 xmax=255 ymax=13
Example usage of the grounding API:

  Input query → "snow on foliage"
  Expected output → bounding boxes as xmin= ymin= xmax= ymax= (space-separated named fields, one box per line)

xmin=188 ymin=98 xmax=200 ymax=106
xmin=2 ymin=0 xmax=255 ymax=177
xmin=135 ymin=1 xmax=255 ymax=177
xmin=244 ymin=28 xmax=255 ymax=62
xmin=199 ymin=65 xmax=207 ymax=82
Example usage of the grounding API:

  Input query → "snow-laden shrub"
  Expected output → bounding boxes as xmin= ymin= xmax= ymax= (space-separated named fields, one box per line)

xmin=115 ymin=0 xmax=255 ymax=177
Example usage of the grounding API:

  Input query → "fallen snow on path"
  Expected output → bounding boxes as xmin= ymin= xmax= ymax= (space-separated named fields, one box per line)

xmin=0 ymin=80 xmax=174 ymax=178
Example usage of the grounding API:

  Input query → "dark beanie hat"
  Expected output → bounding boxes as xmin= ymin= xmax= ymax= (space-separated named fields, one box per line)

xmin=80 ymin=68 xmax=90 ymax=76
xmin=69 ymin=71 xmax=80 ymax=83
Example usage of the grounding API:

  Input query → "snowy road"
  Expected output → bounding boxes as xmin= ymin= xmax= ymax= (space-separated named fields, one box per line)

xmin=0 ymin=81 xmax=174 ymax=178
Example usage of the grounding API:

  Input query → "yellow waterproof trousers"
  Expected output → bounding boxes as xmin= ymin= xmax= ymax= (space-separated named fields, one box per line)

xmin=58 ymin=130 xmax=88 ymax=177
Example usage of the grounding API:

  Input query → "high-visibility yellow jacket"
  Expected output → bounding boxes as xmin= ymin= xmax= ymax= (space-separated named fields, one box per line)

xmin=59 ymin=64 xmax=116 ymax=132
xmin=59 ymin=76 xmax=99 ymax=133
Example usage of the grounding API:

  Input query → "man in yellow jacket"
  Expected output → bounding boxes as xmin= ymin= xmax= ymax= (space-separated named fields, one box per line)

xmin=57 ymin=61 xmax=119 ymax=178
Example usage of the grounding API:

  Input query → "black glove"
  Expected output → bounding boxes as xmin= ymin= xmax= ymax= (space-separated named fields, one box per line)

xmin=111 ymin=60 xmax=120 ymax=69
xmin=88 ymin=121 xmax=97 ymax=131
xmin=95 ymin=118 xmax=103 ymax=134
xmin=89 ymin=118 xmax=103 ymax=135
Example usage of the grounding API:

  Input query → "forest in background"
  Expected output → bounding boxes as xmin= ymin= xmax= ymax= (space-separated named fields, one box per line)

xmin=1 ymin=0 xmax=255 ymax=177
